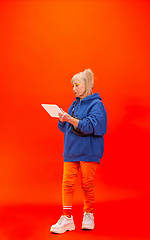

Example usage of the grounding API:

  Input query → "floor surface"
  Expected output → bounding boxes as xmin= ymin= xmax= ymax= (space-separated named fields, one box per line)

xmin=0 ymin=196 xmax=149 ymax=240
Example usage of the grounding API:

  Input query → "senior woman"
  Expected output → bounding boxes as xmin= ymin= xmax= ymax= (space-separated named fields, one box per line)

xmin=50 ymin=69 xmax=107 ymax=234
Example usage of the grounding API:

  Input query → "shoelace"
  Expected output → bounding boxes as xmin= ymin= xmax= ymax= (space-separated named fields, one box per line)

xmin=83 ymin=213 xmax=94 ymax=222
xmin=57 ymin=216 xmax=66 ymax=225
xmin=57 ymin=215 xmax=71 ymax=225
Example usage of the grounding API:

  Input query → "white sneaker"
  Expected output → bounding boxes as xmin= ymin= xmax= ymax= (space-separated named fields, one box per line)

xmin=50 ymin=215 xmax=75 ymax=234
xmin=82 ymin=212 xmax=95 ymax=230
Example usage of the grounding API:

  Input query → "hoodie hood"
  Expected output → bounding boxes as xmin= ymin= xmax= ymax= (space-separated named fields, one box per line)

xmin=76 ymin=93 xmax=102 ymax=102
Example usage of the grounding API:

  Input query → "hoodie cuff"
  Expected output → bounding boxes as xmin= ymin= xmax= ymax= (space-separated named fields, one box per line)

xmin=59 ymin=120 xmax=65 ymax=126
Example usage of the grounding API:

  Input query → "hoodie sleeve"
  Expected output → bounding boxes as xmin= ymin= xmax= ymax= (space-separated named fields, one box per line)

xmin=77 ymin=101 xmax=107 ymax=136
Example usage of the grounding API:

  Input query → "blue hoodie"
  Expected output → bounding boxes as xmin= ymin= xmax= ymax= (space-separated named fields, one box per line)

xmin=58 ymin=93 xmax=107 ymax=163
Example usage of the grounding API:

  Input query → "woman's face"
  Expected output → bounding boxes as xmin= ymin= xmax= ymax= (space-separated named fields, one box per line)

xmin=72 ymin=79 xmax=86 ymax=99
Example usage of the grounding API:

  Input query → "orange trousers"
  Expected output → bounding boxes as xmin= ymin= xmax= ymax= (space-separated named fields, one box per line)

xmin=62 ymin=161 xmax=98 ymax=213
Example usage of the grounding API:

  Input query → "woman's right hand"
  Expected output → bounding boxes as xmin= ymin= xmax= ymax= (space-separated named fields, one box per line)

xmin=58 ymin=109 xmax=79 ymax=127
xmin=58 ymin=108 xmax=73 ymax=123
xmin=58 ymin=108 xmax=65 ymax=122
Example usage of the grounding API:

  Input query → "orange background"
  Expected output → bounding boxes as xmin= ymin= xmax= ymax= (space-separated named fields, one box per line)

xmin=0 ymin=0 xmax=150 ymax=238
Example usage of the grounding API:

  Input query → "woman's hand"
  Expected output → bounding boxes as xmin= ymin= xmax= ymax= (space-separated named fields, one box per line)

xmin=58 ymin=110 xmax=72 ymax=123
xmin=58 ymin=109 xmax=79 ymax=127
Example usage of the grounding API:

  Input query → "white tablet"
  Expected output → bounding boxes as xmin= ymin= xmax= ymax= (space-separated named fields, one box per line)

xmin=41 ymin=104 xmax=62 ymax=118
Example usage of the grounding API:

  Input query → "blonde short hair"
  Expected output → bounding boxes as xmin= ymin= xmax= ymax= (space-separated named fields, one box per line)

xmin=71 ymin=69 xmax=94 ymax=96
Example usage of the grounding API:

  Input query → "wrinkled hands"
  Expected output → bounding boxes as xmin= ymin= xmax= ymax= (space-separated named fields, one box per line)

xmin=58 ymin=109 xmax=71 ymax=123
xmin=58 ymin=109 xmax=79 ymax=128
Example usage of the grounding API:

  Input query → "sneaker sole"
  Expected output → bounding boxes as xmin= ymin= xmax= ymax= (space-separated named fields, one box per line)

xmin=50 ymin=224 xmax=75 ymax=234
xmin=82 ymin=224 xmax=94 ymax=230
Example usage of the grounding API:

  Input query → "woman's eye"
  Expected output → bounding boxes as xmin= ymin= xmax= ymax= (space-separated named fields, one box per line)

xmin=76 ymin=84 xmax=79 ymax=87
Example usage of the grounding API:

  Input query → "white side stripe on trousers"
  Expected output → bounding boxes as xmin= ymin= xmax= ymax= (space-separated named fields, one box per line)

xmin=63 ymin=206 xmax=72 ymax=209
